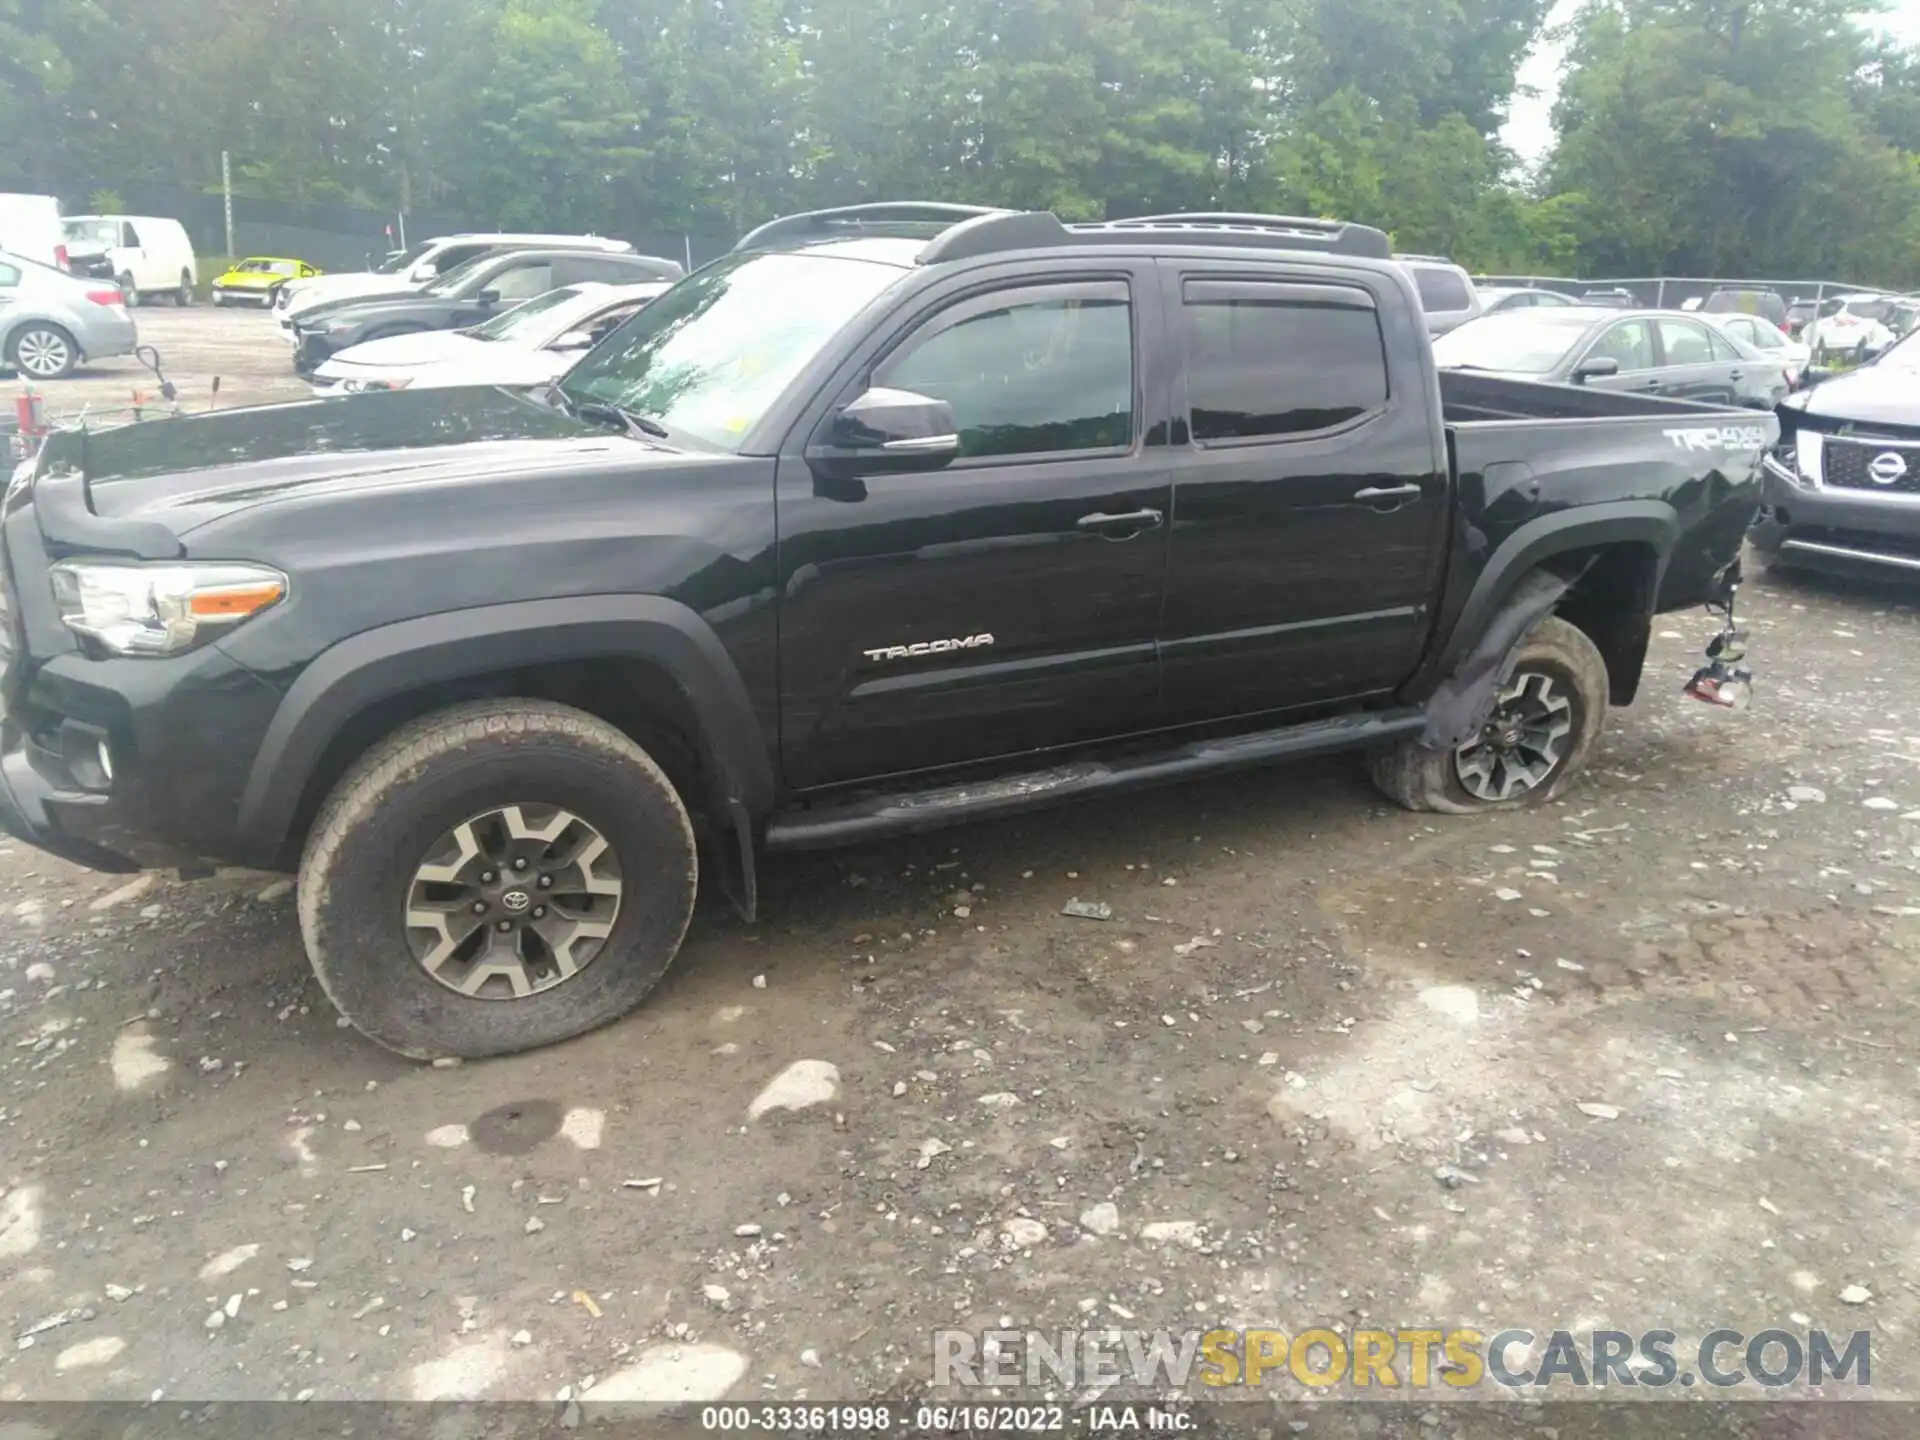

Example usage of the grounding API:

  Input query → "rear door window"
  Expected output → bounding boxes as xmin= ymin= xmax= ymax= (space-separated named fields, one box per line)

xmin=1181 ymin=280 xmax=1389 ymax=442
xmin=1656 ymin=318 xmax=1716 ymax=366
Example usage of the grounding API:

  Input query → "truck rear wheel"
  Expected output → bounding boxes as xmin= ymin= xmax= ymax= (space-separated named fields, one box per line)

xmin=1371 ymin=616 xmax=1608 ymax=815
xmin=298 ymin=700 xmax=698 ymax=1060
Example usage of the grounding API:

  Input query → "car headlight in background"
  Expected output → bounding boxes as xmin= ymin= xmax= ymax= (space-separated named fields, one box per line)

xmin=49 ymin=561 xmax=287 ymax=656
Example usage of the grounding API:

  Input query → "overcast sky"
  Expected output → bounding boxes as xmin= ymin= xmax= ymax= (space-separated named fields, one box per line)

xmin=1499 ymin=1 xmax=1920 ymax=164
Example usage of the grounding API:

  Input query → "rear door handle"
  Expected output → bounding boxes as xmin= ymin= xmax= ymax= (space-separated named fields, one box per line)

xmin=1077 ymin=507 xmax=1164 ymax=536
xmin=1352 ymin=484 xmax=1422 ymax=504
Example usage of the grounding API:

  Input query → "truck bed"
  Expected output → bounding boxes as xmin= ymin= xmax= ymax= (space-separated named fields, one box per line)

xmin=1435 ymin=368 xmax=1777 ymax=624
xmin=1438 ymin=368 xmax=1753 ymax=424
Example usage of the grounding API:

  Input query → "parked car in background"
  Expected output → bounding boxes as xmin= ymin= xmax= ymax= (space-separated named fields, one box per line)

xmin=0 ymin=250 xmax=136 ymax=379
xmin=1394 ymin=253 xmax=1481 ymax=334
xmin=276 ymin=233 xmax=657 ymax=327
xmin=212 ymin=257 xmax=319 ymax=307
xmin=1806 ymin=293 xmax=1896 ymax=359
xmin=310 ymin=281 xmax=669 ymax=395
xmin=1785 ymin=298 xmax=1820 ymax=338
xmin=1431 ymin=306 xmax=1790 ymax=406
xmin=288 ymin=249 xmax=681 ymax=373
xmin=1702 ymin=286 xmax=1788 ymax=330
xmin=1757 ymin=329 xmax=1920 ymax=576
xmin=1706 ymin=311 xmax=1811 ymax=388
xmin=1476 ymin=286 xmax=1577 ymax=315
xmin=1580 ymin=287 xmax=1637 ymax=308
xmin=60 ymin=215 xmax=197 ymax=306
xmin=0 ymin=194 xmax=66 ymax=270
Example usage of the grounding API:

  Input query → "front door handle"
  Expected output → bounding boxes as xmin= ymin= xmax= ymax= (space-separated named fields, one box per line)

xmin=1077 ymin=507 xmax=1164 ymax=536
xmin=1353 ymin=484 xmax=1422 ymax=505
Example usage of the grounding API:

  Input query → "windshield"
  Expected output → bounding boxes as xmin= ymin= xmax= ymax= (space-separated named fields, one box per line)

xmin=62 ymin=219 xmax=119 ymax=249
xmin=1431 ymin=312 xmax=1595 ymax=374
xmin=560 ymin=250 xmax=904 ymax=449
xmin=1844 ymin=298 xmax=1893 ymax=322
xmin=469 ymin=285 xmax=589 ymax=342
xmin=236 ymin=259 xmax=296 ymax=275
xmin=377 ymin=242 xmax=431 ymax=275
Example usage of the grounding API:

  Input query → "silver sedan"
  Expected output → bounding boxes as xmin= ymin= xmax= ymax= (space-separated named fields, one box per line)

xmin=0 ymin=249 xmax=138 ymax=380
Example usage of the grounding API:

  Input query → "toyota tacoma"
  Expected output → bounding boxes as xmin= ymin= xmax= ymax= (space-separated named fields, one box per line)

xmin=0 ymin=204 xmax=1772 ymax=1059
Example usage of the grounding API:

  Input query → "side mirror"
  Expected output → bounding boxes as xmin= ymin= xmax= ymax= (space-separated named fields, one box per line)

xmin=825 ymin=387 xmax=960 ymax=470
xmin=1572 ymin=356 xmax=1620 ymax=384
xmin=477 ymin=288 xmax=502 ymax=306
xmin=411 ymin=263 xmax=438 ymax=282
xmin=553 ymin=329 xmax=596 ymax=351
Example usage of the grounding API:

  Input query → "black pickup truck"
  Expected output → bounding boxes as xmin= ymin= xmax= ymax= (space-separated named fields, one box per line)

xmin=0 ymin=204 xmax=1773 ymax=1059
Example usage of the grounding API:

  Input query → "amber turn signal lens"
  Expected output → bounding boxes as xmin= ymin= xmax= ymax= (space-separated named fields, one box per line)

xmin=188 ymin=581 xmax=286 ymax=619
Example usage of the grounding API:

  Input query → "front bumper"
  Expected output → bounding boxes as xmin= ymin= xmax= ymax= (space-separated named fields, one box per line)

xmin=0 ymin=645 xmax=291 ymax=874
xmin=291 ymin=329 xmax=342 ymax=376
xmin=1752 ymin=457 xmax=1920 ymax=574
xmin=212 ymin=287 xmax=275 ymax=307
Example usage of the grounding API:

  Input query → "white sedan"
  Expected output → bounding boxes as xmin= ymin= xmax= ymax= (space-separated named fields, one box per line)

xmin=1704 ymin=312 xmax=1812 ymax=387
xmin=310 ymin=281 xmax=669 ymax=395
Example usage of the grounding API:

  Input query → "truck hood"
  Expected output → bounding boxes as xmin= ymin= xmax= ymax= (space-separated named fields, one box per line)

xmin=68 ymin=388 xmax=658 ymax=526
xmin=1785 ymin=363 xmax=1920 ymax=430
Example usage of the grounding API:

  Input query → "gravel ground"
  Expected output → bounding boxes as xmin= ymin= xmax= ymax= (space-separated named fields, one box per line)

xmin=13 ymin=304 xmax=307 ymax=421
xmin=1 ymin=311 xmax=1916 ymax=1423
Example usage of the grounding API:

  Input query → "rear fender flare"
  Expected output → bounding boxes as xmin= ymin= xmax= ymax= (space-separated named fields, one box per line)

xmin=1411 ymin=500 xmax=1678 ymax=701
xmin=234 ymin=595 xmax=773 ymax=852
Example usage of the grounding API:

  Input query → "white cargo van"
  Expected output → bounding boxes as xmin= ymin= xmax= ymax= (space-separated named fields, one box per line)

xmin=60 ymin=215 xmax=198 ymax=306
xmin=0 ymin=194 xmax=65 ymax=270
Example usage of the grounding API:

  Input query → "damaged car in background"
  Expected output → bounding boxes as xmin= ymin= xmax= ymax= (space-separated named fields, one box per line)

xmin=1757 ymin=326 xmax=1920 ymax=576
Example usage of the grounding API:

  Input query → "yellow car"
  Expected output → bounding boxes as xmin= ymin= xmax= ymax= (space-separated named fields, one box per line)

xmin=210 ymin=257 xmax=320 ymax=308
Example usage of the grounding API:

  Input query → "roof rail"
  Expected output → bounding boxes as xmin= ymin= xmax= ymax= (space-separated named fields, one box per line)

xmin=1392 ymin=252 xmax=1455 ymax=264
xmin=1088 ymin=212 xmax=1392 ymax=260
xmin=732 ymin=203 xmax=1007 ymax=254
xmin=916 ymin=210 xmax=1074 ymax=264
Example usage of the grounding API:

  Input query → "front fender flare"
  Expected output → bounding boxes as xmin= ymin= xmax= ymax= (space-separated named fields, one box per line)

xmin=233 ymin=595 xmax=774 ymax=853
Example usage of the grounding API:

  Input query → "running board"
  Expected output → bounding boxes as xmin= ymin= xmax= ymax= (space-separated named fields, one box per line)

xmin=764 ymin=708 xmax=1426 ymax=850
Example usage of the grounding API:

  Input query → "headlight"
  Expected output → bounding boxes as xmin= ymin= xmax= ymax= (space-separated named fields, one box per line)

xmin=49 ymin=560 xmax=287 ymax=657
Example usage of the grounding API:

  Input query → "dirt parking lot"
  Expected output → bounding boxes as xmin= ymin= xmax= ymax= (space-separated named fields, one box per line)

xmin=2 ymin=311 xmax=1917 ymax=1427
xmin=15 ymin=304 xmax=309 ymax=422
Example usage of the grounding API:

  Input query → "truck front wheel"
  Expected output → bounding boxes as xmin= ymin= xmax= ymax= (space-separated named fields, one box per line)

xmin=1371 ymin=616 xmax=1608 ymax=815
xmin=298 ymin=700 xmax=698 ymax=1059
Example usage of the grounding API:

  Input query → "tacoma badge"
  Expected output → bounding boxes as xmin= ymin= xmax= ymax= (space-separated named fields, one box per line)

xmin=862 ymin=633 xmax=995 ymax=663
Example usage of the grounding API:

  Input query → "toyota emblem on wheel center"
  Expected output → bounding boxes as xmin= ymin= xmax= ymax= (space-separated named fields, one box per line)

xmin=1869 ymin=451 xmax=1909 ymax=485
xmin=501 ymin=890 xmax=531 ymax=912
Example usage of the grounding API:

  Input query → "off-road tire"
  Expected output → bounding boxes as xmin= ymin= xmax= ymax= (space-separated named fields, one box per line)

xmin=299 ymin=700 xmax=698 ymax=1060
xmin=1370 ymin=615 xmax=1608 ymax=815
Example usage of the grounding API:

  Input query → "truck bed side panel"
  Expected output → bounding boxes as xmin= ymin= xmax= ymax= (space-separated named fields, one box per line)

xmin=1411 ymin=371 xmax=1774 ymax=694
